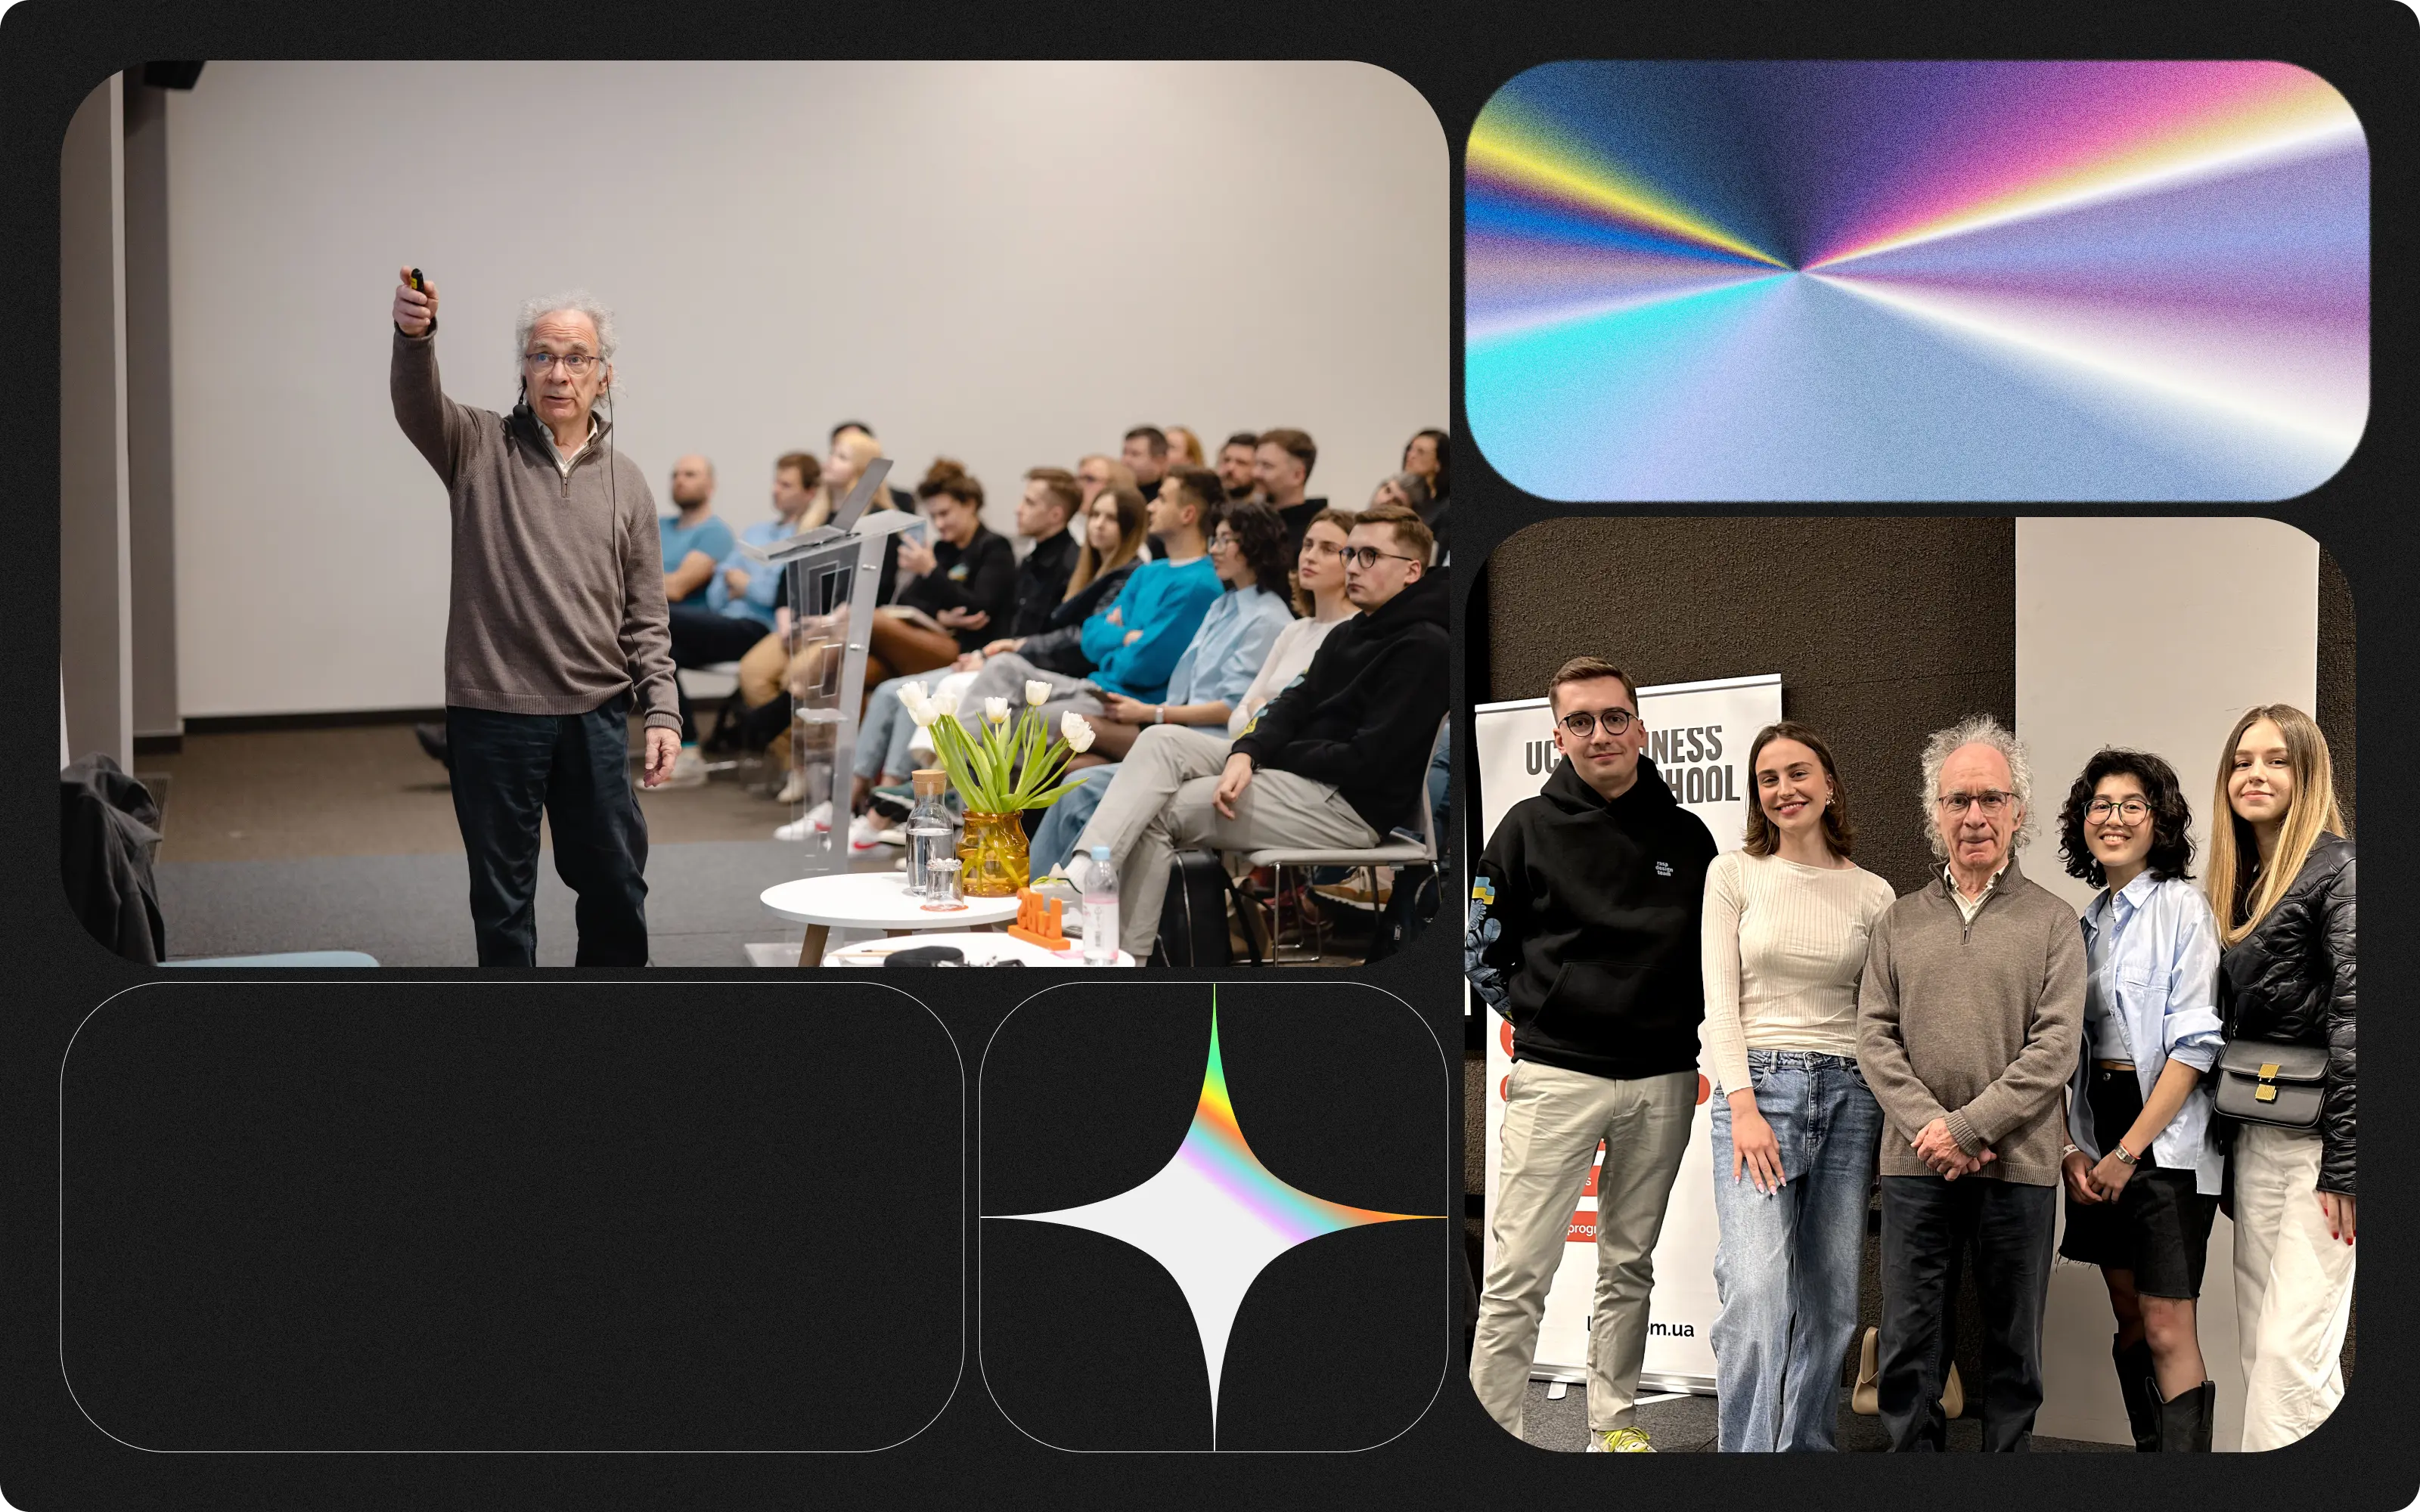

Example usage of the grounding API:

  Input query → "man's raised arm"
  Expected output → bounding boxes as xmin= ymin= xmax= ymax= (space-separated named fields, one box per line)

xmin=389 ymin=265 xmax=476 ymax=482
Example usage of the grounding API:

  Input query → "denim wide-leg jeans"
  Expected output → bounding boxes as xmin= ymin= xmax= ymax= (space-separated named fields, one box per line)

xmin=1708 ymin=1050 xmax=1883 ymax=1451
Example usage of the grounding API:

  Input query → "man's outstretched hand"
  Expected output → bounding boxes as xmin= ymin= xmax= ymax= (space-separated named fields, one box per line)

xmin=641 ymin=727 xmax=679 ymax=788
xmin=393 ymin=265 xmax=438 ymax=336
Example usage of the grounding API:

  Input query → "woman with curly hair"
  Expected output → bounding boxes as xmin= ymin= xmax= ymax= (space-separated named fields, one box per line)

xmin=2053 ymin=748 xmax=2224 ymax=1452
xmin=1077 ymin=495 xmax=1297 ymax=764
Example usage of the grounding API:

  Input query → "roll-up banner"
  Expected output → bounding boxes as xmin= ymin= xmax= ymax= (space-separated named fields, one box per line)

xmin=1472 ymin=674 xmax=1782 ymax=1390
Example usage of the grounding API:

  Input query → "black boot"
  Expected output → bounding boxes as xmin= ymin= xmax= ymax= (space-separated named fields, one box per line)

xmin=2157 ymin=1380 xmax=2215 ymax=1452
xmin=2114 ymin=1336 xmax=2158 ymax=1452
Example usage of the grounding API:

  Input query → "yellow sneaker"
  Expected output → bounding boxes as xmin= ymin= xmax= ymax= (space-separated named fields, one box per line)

xmin=1586 ymin=1427 xmax=1654 ymax=1453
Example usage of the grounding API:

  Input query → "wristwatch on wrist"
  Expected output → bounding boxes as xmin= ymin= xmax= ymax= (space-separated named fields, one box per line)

xmin=2113 ymin=1142 xmax=2140 ymax=1167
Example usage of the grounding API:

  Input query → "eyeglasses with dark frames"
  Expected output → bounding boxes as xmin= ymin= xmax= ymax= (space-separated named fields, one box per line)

xmin=1559 ymin=707 xmax=1636 ymax=739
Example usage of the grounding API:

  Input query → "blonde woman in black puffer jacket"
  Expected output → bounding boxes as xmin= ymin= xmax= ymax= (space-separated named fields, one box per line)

xmin=2207 ymin=704 xmax=2354 ymax=1452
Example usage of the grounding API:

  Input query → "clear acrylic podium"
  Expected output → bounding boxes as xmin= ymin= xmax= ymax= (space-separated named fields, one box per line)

xmin=740 ymin=457 xmax=926 ymax=879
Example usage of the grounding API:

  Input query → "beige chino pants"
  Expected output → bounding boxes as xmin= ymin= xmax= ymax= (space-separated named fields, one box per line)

xmin=2232 ymin=1123 xmax=2356 ymax=1450
xmin=1470 ymin=1060 xmax=1697 ymax=1440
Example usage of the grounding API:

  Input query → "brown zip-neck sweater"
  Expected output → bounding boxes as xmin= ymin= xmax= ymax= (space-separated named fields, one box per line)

xmin=1855 ymin=854 xmax=2085 ymax=1187
xmin=391 ymin=329 xmax=679 ymax=730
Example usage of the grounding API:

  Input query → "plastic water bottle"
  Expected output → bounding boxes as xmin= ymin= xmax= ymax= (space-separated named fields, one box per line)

xmin=1081 ymin=845 xmax=1120 ymax=966
xmin=904 ymin=769 xmax=955 ymax=897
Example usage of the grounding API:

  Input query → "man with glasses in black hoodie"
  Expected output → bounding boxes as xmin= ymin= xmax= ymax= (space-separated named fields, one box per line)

xmin=1072 ymin=504 xmax=1447 ymax=962
xmin=1465 ymin=658 xmax=1718 ymax=1452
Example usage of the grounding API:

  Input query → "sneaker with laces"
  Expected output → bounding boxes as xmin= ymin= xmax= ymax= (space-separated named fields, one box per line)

xmin=1586 ymin=1427 xmax=1654 ymax=1453
xmin=846 ymin=813 xmax=888 ymax=854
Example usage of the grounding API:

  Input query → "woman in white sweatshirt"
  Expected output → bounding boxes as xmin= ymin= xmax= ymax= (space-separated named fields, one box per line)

xmin=1701 ymin=720 xmax=1897 ymax=1451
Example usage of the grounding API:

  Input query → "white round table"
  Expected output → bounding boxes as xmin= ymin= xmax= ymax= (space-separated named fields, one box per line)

xmin=818 ymin=931 xmax=1137 ymax=968
xmin=761 ymin=872 xmax=1020 ymax=968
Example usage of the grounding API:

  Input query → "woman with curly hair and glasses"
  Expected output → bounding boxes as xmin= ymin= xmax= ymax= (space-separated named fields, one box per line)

xmin=2052 ymin=748 xmax=2224 ymax=1452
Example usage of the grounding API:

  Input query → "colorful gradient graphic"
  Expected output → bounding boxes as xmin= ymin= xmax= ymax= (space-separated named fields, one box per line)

xmin=1466 ymin=61 xmax=2369 ymax=500
xmin=991 ymin=993 xmax=1435 ymax=1441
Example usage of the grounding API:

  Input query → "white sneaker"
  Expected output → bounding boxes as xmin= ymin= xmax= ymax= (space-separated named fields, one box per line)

xmin=846 ymin=813 xmax=887 ymax=854
xmin=667 ymin=744 xmax=708 ymax=789
xmin=774 ymin=800 xmax=833 ymax=842
xmin=774 ymin=769 xmax=812 ymax=805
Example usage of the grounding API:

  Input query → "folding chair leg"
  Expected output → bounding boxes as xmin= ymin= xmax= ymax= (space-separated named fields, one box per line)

xmin=1221 ymin=868 xmax=1267 ymax=966
xmin=1270 ymin=863 xmax=1323 ymax=965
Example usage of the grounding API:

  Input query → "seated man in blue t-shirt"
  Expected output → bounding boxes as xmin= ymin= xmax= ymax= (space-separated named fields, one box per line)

xmin=955 ymin=466 xmax=1226 ymax=729
xmin=661 ymin=452 xmax=792 ymax=751
xmin=659 ymin=454 xmax=736 ymax=608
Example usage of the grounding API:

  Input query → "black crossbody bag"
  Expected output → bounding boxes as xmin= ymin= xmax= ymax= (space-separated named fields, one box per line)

xmin=2212 ymin=1038 xmax=2328 ymax=1131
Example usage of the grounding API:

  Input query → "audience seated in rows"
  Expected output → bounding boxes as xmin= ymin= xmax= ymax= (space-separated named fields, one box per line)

xmin=1068 ymin=503 xmax=1447 ymax=962
xmin=1032 ymin=505 xmax=1360 ymax=873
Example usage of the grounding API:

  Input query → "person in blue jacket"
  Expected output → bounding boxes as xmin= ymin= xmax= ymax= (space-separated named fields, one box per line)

xmin=955 ymin=466 xmax=1227 ymax=726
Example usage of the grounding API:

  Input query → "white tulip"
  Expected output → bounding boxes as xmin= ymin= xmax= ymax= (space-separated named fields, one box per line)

xmin=984 ymin=696 xmax=1011 ymax=724
xmin=1062 ymin=711 xmax=1095 ymax=754
xmin=929 ymin=691 xmax=959 ymax=721
xmin=1024 ymin=679 xmax=1052 ymax=708
xmin=899 ymin=680 xmax=934 ymax=726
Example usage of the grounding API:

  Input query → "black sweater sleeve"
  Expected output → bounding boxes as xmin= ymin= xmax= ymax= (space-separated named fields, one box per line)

xmin=1464 ymin=813 xmax=1526 ymax=1014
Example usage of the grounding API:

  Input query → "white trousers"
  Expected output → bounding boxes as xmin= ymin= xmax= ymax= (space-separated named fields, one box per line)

xmin=1469 ymin=1061 xmax=1696 ymax=1439
xmin=2231 ymin=1123 xmax=2356 ymax=1450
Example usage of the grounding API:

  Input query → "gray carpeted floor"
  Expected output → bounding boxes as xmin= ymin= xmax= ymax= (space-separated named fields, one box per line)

xmin=158 ymin=839 xmax=838 ymax=966
xmin=1513 ymin=1380 xmax=2127 ymax=1453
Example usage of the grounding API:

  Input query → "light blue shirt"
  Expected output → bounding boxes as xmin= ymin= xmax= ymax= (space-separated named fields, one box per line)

xmin=2064 ymin=871 xmax=2226 ymax=1194
xmin=1162 ymin=587 xmax=1294 ymax=710
xmin=704 ymin=517 xmax=796 ymax=627
xmin=659 ymin=514 xmax=737 ymax=606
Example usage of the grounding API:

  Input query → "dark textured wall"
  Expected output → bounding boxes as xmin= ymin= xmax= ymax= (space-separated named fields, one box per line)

xmin=1484 ymin=517 xmax=2017 ymax=897
xmin=2316 ymin=548 xmax=2356 ymax=833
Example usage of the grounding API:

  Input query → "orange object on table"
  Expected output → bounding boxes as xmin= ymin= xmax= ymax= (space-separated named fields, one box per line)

xmin=1005 ymin=888 xmax=1069 ymax=950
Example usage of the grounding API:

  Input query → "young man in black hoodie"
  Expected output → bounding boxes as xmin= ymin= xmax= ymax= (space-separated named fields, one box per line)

xmin=1465 ymin=658 xmax=1718 ymax=1452
xmin=1074 ymin=506 xmax=1447 ymax=961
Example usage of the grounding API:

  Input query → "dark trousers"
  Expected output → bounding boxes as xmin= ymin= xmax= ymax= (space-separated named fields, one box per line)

xmin=446 ymin=696 xmax=650 ymax=967
xmin=668 ymin=603 xmax=772 ymax=743
xmin=1877 ymin=1174 xmax=2055 ymax=1452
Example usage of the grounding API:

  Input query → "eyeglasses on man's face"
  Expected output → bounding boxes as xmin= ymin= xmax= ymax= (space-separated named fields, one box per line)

xmin=2085 ymin=796 xmax=2152 ymax=824
xmin=1937 ymin=789 xmax=2015 ymax=815
xmin=524 ymin=350 xmax=600 ymax=376
xmin=1340 ymin=544 xmax=1420 ymax=570
xmin=1558 ymin=707 xmax=1636 ymax=739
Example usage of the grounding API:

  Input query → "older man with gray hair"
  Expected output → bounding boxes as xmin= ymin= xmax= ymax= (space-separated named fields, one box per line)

xmin=390 ymin=268 xmax=678 ymax=966
xmin=1857 ymin=714 xmax=2084 ymax=1452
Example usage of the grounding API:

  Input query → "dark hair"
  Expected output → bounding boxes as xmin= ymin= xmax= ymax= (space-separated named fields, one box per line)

xmin=1353 ymin=502 xmax=1435 ymax=567
xmin=1214 ymin=497 xmax=1296 ymax=606
xmin=1256 ymin=426 xmax=1317 ymax=480
xmin=1404 ymin=427 xmax=1450 ymax=500
xmin=1124 ymin=425 xmax=1169 ymax=457
xmin=830 ymin=420 xmax=875 ymax=442
xmin=1547 ymin=656 xmax=1637 ymax=714
xmin=1165 ymin=466 xmax=1227 ymax=519
xmin=914 ymin=458 xmax=983 ymax=513
xmin=2059 ymin=747 xmax=2195 ymax=887
xmin=1741 ymin=720 xmax=1856 ymax=860
xmin=776 ymin=451 xmax=821 ymax=489
xmin=1221 ymin=430 xmax=1260 ymax=454
xmin=1023 ymin=466 xmax=1081 ymax=519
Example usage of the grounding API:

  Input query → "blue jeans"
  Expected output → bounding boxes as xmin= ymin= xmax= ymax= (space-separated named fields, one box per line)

xmin=855 ymin=676 xmax=925 ymax=785
xmin=1031 ymin=764 xmax=1117 ymax=874
xmin=1708 ymin=1050 xmax=1882 ymax=1451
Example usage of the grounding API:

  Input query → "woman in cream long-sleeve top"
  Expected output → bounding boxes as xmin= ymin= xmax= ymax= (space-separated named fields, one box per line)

xmin=1701 ymin=720 xmax=1897 ymax=1452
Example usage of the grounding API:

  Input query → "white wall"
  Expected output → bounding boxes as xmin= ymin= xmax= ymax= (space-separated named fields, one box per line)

xmin=166 ymin=61 xmax=1447 ymax=717
xmin=2017 ymin=515 xmax=2321 ymax=1451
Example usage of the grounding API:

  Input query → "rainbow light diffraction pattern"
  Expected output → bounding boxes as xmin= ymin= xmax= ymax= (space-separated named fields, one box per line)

xmin=991 ymin=995 xmax=1434 ymax=1443
xmin=1465 ymin=61 xmax=2369 ymax=500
